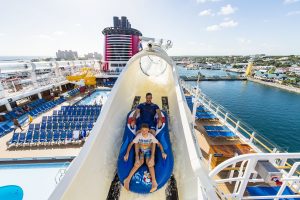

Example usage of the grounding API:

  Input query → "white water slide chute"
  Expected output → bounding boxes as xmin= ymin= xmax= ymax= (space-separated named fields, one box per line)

xmin=49 ymin=44 xmax=217 ymax=199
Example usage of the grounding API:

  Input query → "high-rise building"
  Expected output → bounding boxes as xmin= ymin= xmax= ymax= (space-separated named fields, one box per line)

xmin=84 ymin=52 xmax=102 ymax=60
xmin=56 ymin=50 xmax=78 ymax=60
xmin=102 ymin=16 xmax=142 ymax=72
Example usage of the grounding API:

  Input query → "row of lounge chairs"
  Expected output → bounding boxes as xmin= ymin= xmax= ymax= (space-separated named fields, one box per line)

xmin=102 ymin=81 xmax=115 ymax=87
xmin=28 ymin=97 xmax=65 ymax=117
xmin=68 ymin=88 xmax=80 ymax=97
xmin=42 ymin=116 xmax=98 ymax=123
xmin=3 ymin=99 xmax=46 ymax=121
xmin=0 ymin=124 xmax=13 ymax=137
xmin=8 ymin=129 xmax=88 ymax=147
xmin=61 ymin=105 xmax=101 ymax=110
xmin=53 ymin=110 xmax=100 ymax=116
xmin=1 ymin=98 xmax=66 ymax=138
xmin=7 ymin=104 xmax=100 ymax=147
xmin=203 ymin=125 xmax=236 ymax=137
xmin=185 ymin=96 xmax=218 ymax=120
xmin=28 ymin=121 xmax=94 ymax=131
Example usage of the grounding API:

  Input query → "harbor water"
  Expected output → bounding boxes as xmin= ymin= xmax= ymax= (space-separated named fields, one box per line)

xmin=191 ymin=80 xmax=300 ymax=152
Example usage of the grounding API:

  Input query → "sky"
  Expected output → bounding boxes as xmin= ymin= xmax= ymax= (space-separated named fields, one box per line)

xmin=0 ymin=0 xmax=300 ymax=56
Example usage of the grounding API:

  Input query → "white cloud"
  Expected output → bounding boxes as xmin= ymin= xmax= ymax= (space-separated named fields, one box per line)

xmin=197 ymin=0 xmax=220 ymax=3
xmin=0 ymin=33 xmax=4 ymax=37
xmin=219 ymin=20 xmax=238 ymax=27
xmin=286 ymin=10 xmax=300 ymax=16
xmin=284 ymin=0 xmax=299 ymax=4
xmin=75 ymin=23 xmax=81 ymax=27
xmin=38 ymin=34 xmax=55 ymax=40
xmin=206 ymin=25 xmax=221 ymax=31
xmin=53 ymin=31 xmax=66 ymax=36
xmin=199 ymin=9 xmax=215 ymax=16
xmin=206 ymin=19 xmax=238 ymax=31
xmin=237 ymin=37 xmax=252 ymax=44
xmin=218 ymin=4 xmax=237 ymax=15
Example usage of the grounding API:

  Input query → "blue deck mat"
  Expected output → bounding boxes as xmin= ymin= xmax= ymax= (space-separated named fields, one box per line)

xmin=206 ymin=131 xmax=235 ymax=137
xmin=247 ymin=186 xmax=300 ymax=200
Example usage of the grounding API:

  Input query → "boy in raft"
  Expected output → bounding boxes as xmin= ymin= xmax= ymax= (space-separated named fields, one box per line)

xmin=123 ymin=123 xmax=167 ymax=193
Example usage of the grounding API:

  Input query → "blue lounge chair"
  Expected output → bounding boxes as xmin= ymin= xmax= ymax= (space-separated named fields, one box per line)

xmin=9 ymin=133 xmax=20 ymax=146
xmin=39 ymin=131 xmax=47 ymax=143
xmin=81 ymin=123 xmax=87 ymax=130
xmin=206 ymin=131 xmax=220 ymax=137
xmin=28 ymin=124 xmax=35 ymax=131
xmin=64 ymin=123 xmax=70 ymax=129
xmin=70 ymin=123 xmax=75 ymax=129
xmin=52 ymin=123 xmax=58 ymax=130
xmin=40 ymin=123 xmax=46 ymax=130
xmin=18 ymin=133 xmax=26 ymax=145
xmin=0 ymin=128 xmax=6 ymax=137
xmin=60 ymin=131 xmax=67 ymax=143
xmin=66 ymin=130 xmax=73 ymax=142
xmin=42 ymin=116 xmax=47 ymax=121
xmin=46 ymin=123 xmax=52 ymax=130
xmin=32 ymin=131 xmax=39 ymax=143
xmin=87 ymin=123 xmax=93 ymax=131
xmin=75 ymin=123 xmax=81 ymax=130
xmin=25 ymin=131 xmax=33 ymax=144
xmin=34 ymin=124 xmax=40 ymax=131
xmin=53 ymin=131 xmax=60 ymax=143
xmin=58 ymin=123 xmax=64 ymax=130
xmin=46 ymin=131 xmax=53 ymax=143
xmin=219 ymin=131 xmax=236 ymax=137
xmin=1 ymin=124 xmax=13 ymax=133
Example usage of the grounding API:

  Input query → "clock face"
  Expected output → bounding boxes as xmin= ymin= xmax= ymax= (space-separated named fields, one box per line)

xmin=139 ymin=55 xmax=167 ymax=77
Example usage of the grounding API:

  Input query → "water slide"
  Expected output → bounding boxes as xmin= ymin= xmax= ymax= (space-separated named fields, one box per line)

xmin=66 ymin=67 xmax=96 ymax=86
xmin=49 ymin=45 xmax=217 ymax=199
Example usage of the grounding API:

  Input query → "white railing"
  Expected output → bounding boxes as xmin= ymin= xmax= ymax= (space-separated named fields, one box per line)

xmin=209 ymin=153 xmax=300 ymax=199
xmin=181 ymin=79 xmax=286 ymax=154
xmin=181 ymin=79 xmax=300 ymax=199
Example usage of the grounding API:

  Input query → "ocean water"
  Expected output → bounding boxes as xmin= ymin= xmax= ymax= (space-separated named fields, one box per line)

xmin=192 ymin=80 xmax=300 ymax=152
xmin=0 ymin=56 xmax=47 ymax=63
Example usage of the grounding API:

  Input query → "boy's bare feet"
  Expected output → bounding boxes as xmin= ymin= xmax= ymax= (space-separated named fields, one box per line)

xmin=124 ymin=178 xmax=130 ymax=191
xmin=150 ymin=181 xmax=158 ymax=193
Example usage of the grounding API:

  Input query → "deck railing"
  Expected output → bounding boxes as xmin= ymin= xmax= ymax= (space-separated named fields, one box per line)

xmin=181 ymin=80 xmax=300 ymax=173
xmin=181 ymin=79 xmax=287 ymax=154
xmin=181 ymin=80 xmax=300 ymax=199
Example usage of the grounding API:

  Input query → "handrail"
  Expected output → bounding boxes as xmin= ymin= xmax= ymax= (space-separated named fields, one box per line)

xmin=182 ymin=80 xmax=285 ymax=154
xmin=181 ymin=79 xmax=300 ymax=176
xmin=208 ymin=153 xmax=300 ymax=199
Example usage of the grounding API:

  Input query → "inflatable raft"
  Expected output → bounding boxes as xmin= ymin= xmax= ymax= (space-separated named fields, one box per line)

xmin=117 ymin=111 xmax=174 ymax=194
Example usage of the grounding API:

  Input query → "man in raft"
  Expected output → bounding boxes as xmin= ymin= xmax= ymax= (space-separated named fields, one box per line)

xmin=130 ymin=92 xmax=163 ymax=135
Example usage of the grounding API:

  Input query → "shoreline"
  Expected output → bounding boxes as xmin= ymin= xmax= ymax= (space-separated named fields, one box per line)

xmin=247 ymin=77 xmax=300 ymax=94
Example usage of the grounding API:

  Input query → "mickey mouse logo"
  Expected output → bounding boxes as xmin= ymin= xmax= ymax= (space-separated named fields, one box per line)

xmin=142 ymin=171 xmax=152 ymax=185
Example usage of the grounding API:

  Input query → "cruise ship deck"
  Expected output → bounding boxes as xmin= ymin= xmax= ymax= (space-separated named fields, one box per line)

xmin=0 ymin=88 xmax=110 ymax=160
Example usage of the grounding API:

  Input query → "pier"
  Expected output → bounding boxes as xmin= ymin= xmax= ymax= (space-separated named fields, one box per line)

xmin=181 ymin=76 xmax=247 ymax=81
